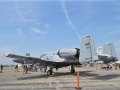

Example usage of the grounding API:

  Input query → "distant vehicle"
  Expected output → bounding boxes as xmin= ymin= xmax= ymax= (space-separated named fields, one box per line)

xmin=6 ymin=35 xmax=118 ymax=75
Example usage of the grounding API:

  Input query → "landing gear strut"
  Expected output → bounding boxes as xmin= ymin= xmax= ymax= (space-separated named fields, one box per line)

xmin=71 ymin=65 xmax=75 ymax=74
xmin=44 ymin=65 xmax=47 ymax=72
xmin=47 ymin=65 xmax=53 ymax=76
xmin=47 ymin=70 xmax=53 ymax=76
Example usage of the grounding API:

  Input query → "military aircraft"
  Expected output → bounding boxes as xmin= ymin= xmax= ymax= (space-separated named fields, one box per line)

xmin=6 ymin=35 xmax=118 ymax=75
xmin=97 ymin=43 xmax=118 ymax=63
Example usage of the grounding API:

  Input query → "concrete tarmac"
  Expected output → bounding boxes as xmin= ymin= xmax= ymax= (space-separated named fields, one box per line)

xmin=0 ymin=66 xmax=120 ymax=90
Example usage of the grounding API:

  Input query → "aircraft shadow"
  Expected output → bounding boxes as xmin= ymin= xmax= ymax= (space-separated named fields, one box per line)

xmin=79 ymin=71 xmax=120 ymax=80
xmin=17 ymin=70 xmax=93 ymax=80
xmin=17 ymin=75 xmax=47 ymax=80
xmin=79 ymin=71 xmax=99 ymax=77
xmin=17 ymin=72 xmax=74 ymax=80
xmin=17 ymin=70 xmax=120 ymax=81
xmin=92 ymin=74 xmax=120 ymax=80
xmin=50 ymin=70 xmax=93 ymax=77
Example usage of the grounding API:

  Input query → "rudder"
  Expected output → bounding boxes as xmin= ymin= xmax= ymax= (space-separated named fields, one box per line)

xmin=102 ymin=43 xmax=117 ymax=58
xmin=79 ymin=35 xmax=98 ymax=64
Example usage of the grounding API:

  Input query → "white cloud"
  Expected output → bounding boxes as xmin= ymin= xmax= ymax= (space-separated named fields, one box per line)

xmin=14 ymin=3 xmax=27 ymax=22
xmin=61 ymin=1 xmax=76 ymax=30
xmin=14 ymin=2 xmax=37 ymax=23
xmin=61 ymin=1 xmax=80 ymax=40
xmin=31 ymin=27 xmax=47 ymax=35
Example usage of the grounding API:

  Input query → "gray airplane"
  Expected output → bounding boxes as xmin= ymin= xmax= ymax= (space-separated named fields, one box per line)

xmin=97 ymin=43 xmax=118 ymax=63
xmin=6 ymin=35 xmax=118 ymax=75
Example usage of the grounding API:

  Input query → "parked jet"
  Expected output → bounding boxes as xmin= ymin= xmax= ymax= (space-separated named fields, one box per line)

xmin=6 ymin=35 xmax=118 ymax=75
xmin=97 ymin=43 xmax=118 ymax=63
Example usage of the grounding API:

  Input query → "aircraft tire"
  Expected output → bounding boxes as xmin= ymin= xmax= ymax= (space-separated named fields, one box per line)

xmin=71 ymin=69 xmax=75 ymax=74
xmin=47 ymin=70 xmax=53 ymax=76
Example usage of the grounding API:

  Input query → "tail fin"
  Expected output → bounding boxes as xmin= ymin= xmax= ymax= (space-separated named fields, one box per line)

xmin=79 ymin=35 xmax=98 ymax=64
xmin=102 ymin=43 xmax=117 ymax=57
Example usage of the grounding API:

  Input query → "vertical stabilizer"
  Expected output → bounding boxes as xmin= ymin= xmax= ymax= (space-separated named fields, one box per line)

xmin=102 ymin=43 xmax=117 ymax=57
xmin=79 ymin=35 xmax=98 ymax=64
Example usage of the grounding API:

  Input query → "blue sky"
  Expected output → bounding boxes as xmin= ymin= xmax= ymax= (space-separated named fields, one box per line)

xmin=0 ymin=0 xmax=120 ymax=64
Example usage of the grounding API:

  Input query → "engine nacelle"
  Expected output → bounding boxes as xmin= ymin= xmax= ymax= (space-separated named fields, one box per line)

xmin=57 ymin=48 xmax=80 ymax=59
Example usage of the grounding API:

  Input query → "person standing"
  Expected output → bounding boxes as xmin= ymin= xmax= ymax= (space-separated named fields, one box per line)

xmin=0 ymin=64 xmax=3 ymax=73
xmin=15 ymin=65 xmax=19 ymax=72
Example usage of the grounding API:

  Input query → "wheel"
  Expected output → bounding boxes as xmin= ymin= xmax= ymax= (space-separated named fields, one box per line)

xmin=47 ymin=70 xmax=53 ymax=76
xmin=71 ymin=69 xmax=75 ymax=74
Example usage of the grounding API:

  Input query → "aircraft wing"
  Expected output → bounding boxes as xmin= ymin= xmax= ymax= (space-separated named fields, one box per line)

xmin=6 ymin=54 xmax=46 ymax=64
xmin=97 ymin=54 xmax=118 ymax=63
xmin=6 ymin=54 xmax=80 ymax=67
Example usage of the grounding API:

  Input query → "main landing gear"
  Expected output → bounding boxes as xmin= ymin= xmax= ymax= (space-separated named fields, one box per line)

xmin=71 ymin=65 xmax=75 ymax=74
xmin=47 ymin=66 xmax=53 ymax=76
xmin=47 ymin=70 xmax=53 ymax=76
